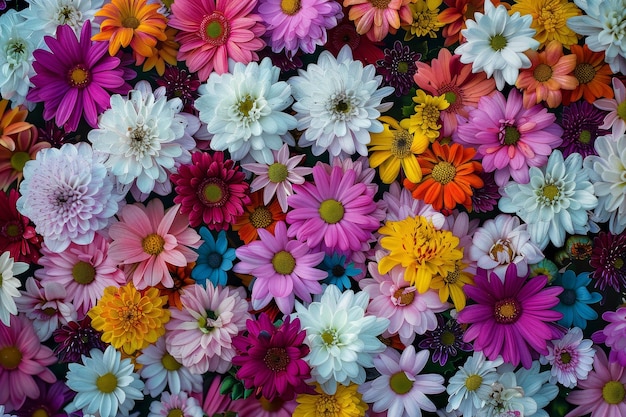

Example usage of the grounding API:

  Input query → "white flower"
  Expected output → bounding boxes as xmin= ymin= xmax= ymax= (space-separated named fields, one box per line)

xmin=498 ymin=150 xmax=598 ymax=250
xmin=65 ymin=346 xmax=145 ymax=417
xmin=499 ymin=361 xmax=558 ymax=417
xmin=469 ymin=214 xmax=544 ymax=280
xmin=567 ymin=0 xmax=626 ymax=74
xmin=540 ymin=327 xmax=596 ymax=389
xmin=292 ymin=284 xmax=389 ymax=395
xmin=454 ymin=0 xmax=539 ymax=91
xmin=478 ymin=371 xmax=537 ymax=417
xmin=288 ymin=44 xmax=394 ymax=158
xmin=0 ymin=251 xmax=27 ymax=326
xmin=196 ymin=57 xmax=297 ymax=165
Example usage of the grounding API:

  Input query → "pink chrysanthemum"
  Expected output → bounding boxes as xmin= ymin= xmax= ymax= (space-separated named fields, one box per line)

xmin=0 ymin=315 xmax=57 ymax=412
xmin=541 ymin=327 xmax=595 ymax=389
xmin=234 ymin=221 xmax=326 ymax=314
xmin=107 ymin=199 xmax=201 ymax=290
xmin=457 ymin=263 xmax=564 ymax=369
xmin=593 ymin=307 xmax=626 ymax=367
xmin=381 ymin=181 xmax=445 ymax=227
xmin=168 ymin=0 xmax=266 ymax=81
xmin=595 ymin=77 xmax=626 ymax=137
xmin=165 ymin=283 xmax=251 ymax=374
xmin=343 ymin=0 xmax=413 ymax=42
xmin=454 ymin=88 xmax=563 ymax=186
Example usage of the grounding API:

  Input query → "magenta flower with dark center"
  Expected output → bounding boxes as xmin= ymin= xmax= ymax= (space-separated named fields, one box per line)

xmin=52 ymin=316 xmax=108 ymax=364
xmin=155 ymin=66 xmax=200 ymax=114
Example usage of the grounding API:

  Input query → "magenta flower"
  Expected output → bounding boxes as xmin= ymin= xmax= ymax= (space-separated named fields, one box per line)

xmin=27 ymin=23 xmax=133 ymax=132
xmin=592 ymin=306 xmax=626 ymax=367
xmin=457 ymin=263 xmax=564 ymax=369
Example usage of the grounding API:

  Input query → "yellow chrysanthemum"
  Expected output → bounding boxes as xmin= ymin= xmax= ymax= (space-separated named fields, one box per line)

xmin=368 ymin=116 xmax=428 ymax=184
xmin=430 ymin=258 xmax=474 ymax=311
xmin=408 ymin=90 xmax=449 ymax=142
xmin=88 ymin=283 xmax=170 ymax=354
xmin=402 ymin=0 xmax=445 ymax=40
xmin=294 ymin=383 xmax=368 ymax=417
xmin=510 ymin=0 xmax=582 ymax=48
xmin=378 ymin=216 xmax=463 ymax=293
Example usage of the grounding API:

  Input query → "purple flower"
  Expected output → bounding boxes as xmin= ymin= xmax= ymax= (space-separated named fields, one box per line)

xmin=559 ymin=100 xmax=609 ymax=158
xmin=418 ymin=315 xmax=473 ymax=366
xmin=15 ymin=380 xmax=75 ymax=417
xmin=376 ymin=40 xmax=420 ymax=97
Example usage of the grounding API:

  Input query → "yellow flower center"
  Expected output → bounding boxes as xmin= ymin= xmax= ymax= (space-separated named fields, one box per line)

xmin=369 ymin=0 xmax=391 ymax=9
xmin=249 ymin=206 xmax=273 ymax=229
xmin=280 ymin=0 xmax=301 ymax=15
xmin=431 ymin=162 xmax=456 ymax=185
xmin=96 ymin=372 xmax=118 ymax=394
xmin=161 ymin=352 xmax=182 ymax=371
xmin=560 ymin=351 xmax=572 ymax=364
xmin=122 ymin=16 xmax=140 ymax=29
xmin=0 ymin=346 xmax=22 ymax=370
xmin=533 ymin=63 xmax=553 ymax=82
xmin=72 ymin=261 xmax=96 ymax=285
xmin=393 ymin=287 xmax=416 ymax=305
xmin=490 ymin=34 xmax=507 ymax=51
xmin=542 ymin=184 xmax=560 ymax=201
xmin=410 ymin=5 xmax=441 ymax=37
xmin=272 ymin=250 xmax=296 ymax=275
xmin=319 ymin=199 xmax=344 ymax=224
xmin=201 ymin=12 xmax=229 ymax=45
xmin=489 ymin=239 xmax=514 ymax=264
xmin=10 ymin=151 xmax=30 ymax=172
xmin=264 ymin=347 xmax=290 ymax=372
xmin=391 ymin=130 xmax=413 ymax=159
xmin=321 ymin=329 xmax=337 ymax=346
xmin=238 ymin=95 xmax=255 ymax=117
xmin=167 ymin=409 xmax=183 ymax=417
xmin=441 ymin=330 xmax=456 ymax=346
xmin=578 ymin=130 xmax=592 ymax=144
xmin=494 ymin=298 xmax=521 ymax=324
xmin=602 ymin=381 xmax=626 ymax=404
xmin=444 ymin=264 xmax=461 ymax=284
xmin=502 ymin=126 xmax=521 ymax=145
xmin=465 ymin=374 xmax=483 ymax=391
xmin=617 ymin=101 xmax=626 ymax=121
xmin=389 ymin=371 xmax=414 ymax=395
xmin=574 ymin=63 xmax=596 ymax=85
xmin=67 ymin=64 xmax=90 ymax=88
xmin=268 ymin=162 xmax=289 ymax=183
xmin=142 ymin=233 xmax=165 ymax=255
xmin=32 ymin=409 xmax=49 ymax=417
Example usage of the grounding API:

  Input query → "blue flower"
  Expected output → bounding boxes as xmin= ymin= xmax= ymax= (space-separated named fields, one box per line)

xmin=318 ymin=253 xmax=361 ymax=291
xmin=552 ymin=270 xmax=601 ymax=330
xmin=192 ymin=228 xmax=236 ymax=287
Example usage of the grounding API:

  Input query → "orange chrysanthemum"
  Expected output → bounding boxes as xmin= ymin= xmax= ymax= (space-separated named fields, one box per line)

xmin=157 ymin=263 xmax=196 ymax=310
xmin=232 ymin=191 xmax=286 ymax=244
xmin=134 ymin=26 xmax=179 ymax=76
xmin=92 ymin=0 xmax=168 ymax=58
xmin=562 ymin=44 xmax=615 ymax=105
xmin=0 ymin=100 xmax=33 ymax=152
xmin=404 ymin=141 xmax=483 ymax=212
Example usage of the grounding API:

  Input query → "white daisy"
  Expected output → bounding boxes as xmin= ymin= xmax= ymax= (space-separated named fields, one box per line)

xmin=65 ymin=346 xmax=144 ymax=417
xmin=292 ymin=284 xmax=389 ymax=395
xmin=288 ymin=44 xmax=394 ymax=158
xmin=478 ymin=371 xmax=537 ymax=417
xmin=540 ymin=327 xmax=596 ymax=389
xmin=498 ymin=150 xmax=598 ymax=250
xmin=196 ymin=57 xmax=297 ymax=165
xmin=454 ymin=0 xmax=539 ymax=91
xmin=0 ymin=251 xmax=27 ymax=326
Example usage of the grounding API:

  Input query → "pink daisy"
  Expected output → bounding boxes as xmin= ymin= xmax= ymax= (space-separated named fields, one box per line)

xmin=233 ymin=221 xmax=326 ymax=314
xmin=34 ymin=234 xmax=125 ymax=316
xmin=0 ymin=315 xmax=57 ymax=412
xmin=593 ymin=306 xmax=626 ymax=367
xmin=453 ymin=88 xmax=564 ymax=187
xmin=107 ymin=199 xmax=201 ymax=290
xmin=168 ymin=0 xmax=266 ymax=81
xmin=149 ymin=391 xmax=204 ymax=417
xmin=540 ymin=327 xmax=595 ymax=389
xmin=594 ymin=77 xmax=626 ymax=137
xmin=343 ymin=0 xmax=412 ymax=42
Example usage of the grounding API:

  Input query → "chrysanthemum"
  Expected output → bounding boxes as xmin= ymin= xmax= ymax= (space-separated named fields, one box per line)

xmin=559 ymin=100 xmax=609 ymax=158
xmin=52 ymin=316 xmax=108 ymax=364
xmin=402 ymin=0 xmax=445 ymax=40
xmin=594 ymin=307 xmax=626 ymax=366
xmin=376 ymin=40 xmax=421 ymax=97
xmin=14 ymin=379 xmax=75 ymax=417
xmin=540 ymin=327 xmax=595 ymax=389
xmin=0 ymin=100 xmax=32 ymax=152
xmin=418 ymin=315 xmax=473 ymax=366
xmin=171 ymin=151 xmax=250 ymax=230
xmin=232 ymin=191 xmax=286 ymax=244
xmin=563 ymin=44 xmax=614 ymax=105
xmin=552 ymin=270 xmax=601 ymax=330
xmin=471 ymin=171 xmax=499 ymax=213
xmin=0 ymin=122 xmax=49 ymax=191
xmin=20 ymin=0 xmax=103 ymax=40
xmin=155 ymin=66 xmax=200 ymax=114
xmin=499 ymin=149 xmax=597 ymax=250
xmin=407 ymin=90 xmax=449 ymax=142
xmin=107 ymin=199 xmax=201 ymax=289
xmin=168 ymin=0 xmax=266 ymax=80
xmin=0 ymin=251 xmax=26 ymax=327
xmin=404 ymin=141 xmax=483 ymax=212
xmin=165 ymin=283 xmax=251 ymax=374
xmin=343 ymin=0 xmax=412 ymax=42
xmin=27 ymin=22 xmax=134 ymax=132
xmin=65 ymin=346 xmax=144 ymax=417
xmin=479 ymin=368 xmax=540 ymax=417
xmin=294 ymin=383 xmax=368 ymax=417
xmin=510 ymin=0 xmax=581 ymax=48
xmin=454 ymin=0 xmax=539 ymax=90
xmin=0 ymin=189 xmax=40 ymax=263
xmin=191 ymin=228 xmax=235 ymax=287
xmin=589 ymin=231 xmax=626 ymax=291
xmin=148 ymin=391 xmax=204 ymax=417
xmin=458 ymin=263 xmax=564 ymax=369
xmin=288 ymin=45 xmax=394 ymax=158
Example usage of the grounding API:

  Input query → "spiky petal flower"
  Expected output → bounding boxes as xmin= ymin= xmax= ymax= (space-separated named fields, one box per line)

xmin=559 ymin=100 xmax=609 ymax=158
xmin=589 ymin=231 xmax=626 ymax=291
xmin=52 ymin=316 xmax=108 ymax=364
xmin=540 ymin=327 xmax=595 ymax=389
xmin=0 ymin=251 xmax=27 ymax=326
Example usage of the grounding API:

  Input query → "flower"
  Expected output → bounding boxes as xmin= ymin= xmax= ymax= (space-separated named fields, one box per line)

xmin=418 ymin=315 xmax=473 ymax=366
xmin=325 ymin=15 xmax=385 ymax=65
xmin=134 ymin=26 xmax=179 ymax=76
xmin=559 ymin=100 xmax=609 ymax=158
xmin=0 ymin=250 xmax=27 ymax=326
xmin=509 ymin=0 xmax=581 ymax=48
xmin=438 ymin=0 xmax=486 ymax=46
xmin=27 ymin=22 xmax=134 ymax=132
xmin=594 ymin=307 xmax=626 ymax=366
xmin=201 ymin=376 xmax=232 ymax=416
xmin=381 ymin=181 xmax=445 ymax=226
xmin=563 ymin=44 xmax=614 ymax=105
xmin=13 ymin=379 xmax=75 ymax=417
xmin=232 ymin=191 xmax=286 ymax=244
xmin=589 ymin=231 xmax=626 ymax=291
xmin=319 ymin=253 xmax=361 ymax=290
xmin=594 ymin=78 xmax=626 ymax=136
xmin=288 ymin=45 xmax=394 ymax=158
xmin=65 ymin=346 xmax=144 ymax=417
xmin=155 ymin=66 xmax=200 ymax=114
xmin=0 ymin=100 xmax=32 ymax=152
xmin=19 ymin=0 xmax=103 ymax=39
xmin=343 ymin=0 xmax=412 ymax=42
xmin=107 ymin=199 xmax=201 ymax=290
xmin=471 ymin=171 xmax=500 ymax=213
xmin=0 ymin=189 xmax=41 ymax=263
xmin=402 ymin=0 xmax=445 ymax=40
xmin=232 ymin=396 xmax=297 ymax=417
xmin=407 ymin=89 xmax=450 ymax=141
xmin=191 ymin=228 xmax=235 ymax=287
xmin=148 ymin=391 xmax=204 ymax=417
xmin=157 ymin=263 xmax=197 ymax=311
xmin=168 ymin=0 xmax=266 ymax=80
xmin=540 ymin=327 xmax=595 ymax=389
xmin=429 ymin=259 xmax=474 ymax=311
xmin=294 ymin=383 xmax=368 ymax=417
xmin=458 ymin=263 xmax=564 ymax=369
xmin=552 ymin=270 xmax=601 ymax=330
xmin=478 ymin=370 xmax=538 ymax=417
xmin=0 ymin=122 xmax=49 ymax=191
xmin=52 ymin=316 xmax=108 ymax=364
xmin=376 ymin=40 xmax=421 ymax=97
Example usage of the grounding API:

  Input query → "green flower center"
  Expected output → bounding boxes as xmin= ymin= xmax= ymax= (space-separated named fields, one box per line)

xmin=533 ymin=63 xmax=553 ymax=82
xmin=602 ymin=381 xmax=626 ymax=404
xmin=614 ymin=257 xmax=624 ymax=269
xmin=503 ymin=126 xmax=521 ymax=145
xmin=280 ymin=0 xmax=301 ymax=15
xmin=617 ymin=101 xmax=626 ymax=121
xmin=198 ymin=310 xmax=218 ymax=333
xmin=574 ymin=63 xmax=596 ymax=84
xmin=238 ymin=95 xmax=255 ymax=117
xmin=319 ymin=199 xmax=344 ymax=224
xmin=490 ymin=34 xmax=507 ymax=51
xmin=578 ymin=129 xmax=591 ymax=144
xmin=321 ymin=329 xmax=337 ymax=346
xmin=96 ymin=372 xmax=118 ymax=394
xmin=201 ymin=12 xmax=229 ymax=45
xmin=440 ymin=330 xmax=456 ymax=346
xmin=397 ymin=61 xmax=409 ymax=74
xmin=10 ymin=151 xmax=29 ymax=172
xmin=444 ymin=91 xmax=457 ymax=104
xmin=142 ymin=233 xmax=165 ymax=256
xmin=268 ymin=162 xmax=289 ymax=183
xmin=72 ymin=261 xmax=96 ymax=285
xmin=4 ymin=223 xmax=20 ymax=238
xmin=431 ymin=162 xmax=456 ymax=185
xmin=203 ymin=183 xmax=224 ymax=204
xmin=0 ymin=346 xmax=22 ymax=370
xmin=389 ymin=371 xmax=414 ymax=395
xmin=560 ymin=351 xmax=572 ymax=364
xmin=464 ymin=374 xmax=483 ymax=391
xmin=161 ymin=352 xmax=182 ymax=371
xmin=272 ymin=250 xmax=296 ymax=275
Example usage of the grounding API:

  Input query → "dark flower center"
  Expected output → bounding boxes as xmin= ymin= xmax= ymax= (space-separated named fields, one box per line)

xmin=391 ymin=130 xmax=413 ymax=159
xmin=573 ymin=63 xmax=596 ymax=84
xmin=272 ymin=250 xmax=296 ymax=275
xmin=397 ymin=61 xmax=409 ymax=74
xmin=393 ymin=287 xmax=416 ymax=306
xmin=67 ymin=64 xmax=90 ymax=89
xmin=201 ymin=12 xmax=229 ymax=45
xmin=122 ymin=16 xmax=140 ymax=29
xmin=260 ymin=397 xmax=284 ymax=412
xmin=207 ymin=252 xmax=223 ymax=269
xmin=332 ymin=264 xmax=346 ymax=277
xmin=502 ymin=126 xmax=521 ymax=145
xmin=440 ymin=330 xmax=456 ymax=346
xmin=2 ymin=222 xmax=22 ymax=239
xmin=264 ymin=347 xmax=290 ymax=372
xmin=249 ymin=206 xmax=273 ymax=229
xmin=559 ymin=289 xmax=577 ymax=306
xmin=10 ymin=151 xmax=30 ymax=172
xmin=494 ymin=298 xmax=521 ymax=324
xmin=280 ymin=0 xmax=301 ymax=15
xmin=0 ymin=346 xmax=22 ymax=370
xmin=431 ymin=162 xmax=456 ymax=185
xmin=72 ymin=261 xmax=96 ymax=285
xmin=559 ymin=351 xmax=572 ymax=364
xmin=533 ymin=63 xmax=553 ymax=82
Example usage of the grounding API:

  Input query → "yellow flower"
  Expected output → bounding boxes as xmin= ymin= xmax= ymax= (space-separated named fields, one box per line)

xmin=408 ymin=90 xmax=449 ymax=142
xmin=368 ymin=116 xmax=428 ymax=184
xmin=378 ymin=216 xmax=463 ymax=293
xmin=402 ymin=0 xmax=445 ymax=40
xmin=88 ymin=283 xmax=170 ymax=354
xmin=294 ymin=384 xmax=368 ymax=417
xmin=429 ymin=258 xmax=474 ymax=311
xmin=136 ymin=27 xmax=179 ymax=76
xmin=510 ymin=0 xmax=582 ymax=48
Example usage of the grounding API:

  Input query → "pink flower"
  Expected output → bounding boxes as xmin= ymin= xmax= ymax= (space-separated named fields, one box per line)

xmin=593 ymin=306 xmax=626 ymax=367
xmin=108 ymin=199 xmax=201 ymax=290
xmin=343 ymin=0 xmax=412 ymax=42
xmin=594 ymin=77 xmax=626 ymax=137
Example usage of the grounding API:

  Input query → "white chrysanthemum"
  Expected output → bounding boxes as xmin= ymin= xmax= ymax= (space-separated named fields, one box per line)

xmin=539 ymin=327 xmax=596 ymax=389
xmin=89 ymin=81 xmax=193 ymax=195
xmin=196 ymin=57 xmax=297 ymax=165
xmin=478 ymin=371 xmax=538 ymax=417
xmin=583 ymin=134 xmax=626 ymax=234
xmin=567 ymin=0 xmax=626 ymax=74
xmin=65 ymin=346 xmax=145 ymax=417
xmin=20 ymin=0 xmax=103 ymax=43
xmin=17 ymin=142 xmax=120 ymax=253
xmin=498 ymin=150 xmax=598 ymax=250
xmin=288 ymin=44 xmax=394 ymax=158
xmin=0 ymin=251 xmax=27 ymax=326
xmin=497 ymin=361 xmax=558 ymax=417
xmin=454 ymin=0 xmax=539 ymax=91
xmin=292 ymin=284 xmax=389 ymax=395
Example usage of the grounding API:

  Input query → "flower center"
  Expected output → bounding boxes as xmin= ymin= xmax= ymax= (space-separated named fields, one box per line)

xmin=431 ymin=162 xmax=456 ymax=185
xmin=332 ymin=265 xmax=346 ymax=277
xmin=502 ymin=126 xmax=521 ymax=145
xmin=319 ymin=199 xmax=344 ymax=224
xmin=489 ymin=239 xmax=514 ymax=264
xmin=249 ymin=206 xmax=273 ymax=229
xmin=494 ymin=298 xmax=521 ymax=324
xmin=444 ymin=91 xmax=457 ymax=104
xmin=602 ymin=381 xmax=626 ymax=404
xmin=578 ymin=129 xmax=591 ymax=144
xmin=559 ymin=288 xmax=577 ymax=306
xmin=10 ymin=151 xmax=30 ymax=172
xmin=389 ymin=371 xmax=414 ymax=394
xmin=490 ymin=34 xmax=507 ymax=51
xmin=397 ymin=61 xmax=409 ymax=73
xmin=542 ymin=184 xmax=560 ymax=201
xmin=559 ymin=351 xmax=572 ymax=364
xmin=199 ymin=179 xmax=228 ymax=207
xmin=393 ymin=287 xmax=416 ymax=306
xmin=32 ymin=408 xmax=49 ymax=417
xmin=272 ymin=250 xmax=296 ymax=275
xmin=464 ymin=374 xmax=483 ymax=391
xmin=0 ymin=346 xmax=22 ymax=370
xmin=321 ymin=329 xmax=337 ymax=346
xmin=56 ymin=5 xmax=81 ymax=26
xmin=369 ymin=0 xmax=391 ymax=9
xmin=316 ymin=394 xmax=340 ymax=414
xmin=142 ymin=233 xmax=165 ymax=256
xmin=198 ymin=310 xmax=218 ymax=333
xmin=43 ymin=307 xmax=57 ymax=316
xmin=207 ymin=252 xmax=223 ymax=269
xmin=122 ymin=16 xmax=140 ymax=29
xmin=96 ymin=372 xmax=118 ymax=394
xmin=440 ymin=330 xmax=456 ymax=346
xmin=533 ymin=63 xmax=553 ymax=82
xmin=201 ymin=12 xmax=230 ymax=45
xmin=268 ymin=162 xmax=289 ymax=183
xmin=391 ymin=130 xmax=413 ymax=159
xmin=444 ymin=264 xmax=461 ymax=284
xmin=3 ymin=222 xmax=22 ymax=239
xmin=328 ymin=92 xmax=356 ymax=120
xmin=617 ymin=101 xmax=626 ymax=121
xmin=280 ymin=0 xmax=301 ymax=15
xmin=161 ymin=352 xmax=182 ymax=371
xmin=264 ymin=347 xmax=290 ymax=372
xmin=335 ymin=100 xmax=349 ymax=113
xmin=6 ymin=39 xmax=27 ymax=65
xmin=66 ymin=64 xmax=90 ymax=88
xmin=167 ymin=409 xmax=183 ymax=417
xmin=573 ymin=63 xmax=596 ymax=84
xmin=72 ymin=261 xmax=96 ymax=285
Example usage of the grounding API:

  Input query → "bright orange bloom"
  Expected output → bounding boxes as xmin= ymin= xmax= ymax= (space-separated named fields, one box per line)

xmin=92 ymin=0 xmax=168 ymax=58
xmin=0 ymin=125 xmax=49 ymax=191
xmin=134 ymin=26 xmax=179 ymax=76
xmin=157 ymin=263 xmax=196 ymax=310
xmin=232 ymin=191 xmax=286 ymax=244
xmin=404 ymin=141 xmax=483 ymax=212
xmin=562 ymin=44 xmax=615 ymax=105
xmin=0 ymin=100 xmax=33 ymax=151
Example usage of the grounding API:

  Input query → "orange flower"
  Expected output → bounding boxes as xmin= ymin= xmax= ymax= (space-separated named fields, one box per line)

xmin=232 ymin=191 xmax=286 ymax=244
xmin=0 ymin=125 xmax=48 ymax=191
xmin=562 ymin=44 xmax=615 ymax=105
xmin=0 ymin=100 xmax=33 ymax=152
xmin=404 ymin=141 xmax=483 ymax=212
xmin=134 ymin=27 xmax=179 ymax=76
xmin=92 ymin=0 xmax=168 ymax=58
xmin=157 ymin=263 xmax=196 ymax=310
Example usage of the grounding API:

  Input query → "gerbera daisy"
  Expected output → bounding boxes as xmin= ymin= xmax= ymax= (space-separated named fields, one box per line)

xmin=0 ymin=189 xmax=41 ymax=263
xmin=540 ymin=327 xmax=595 ymax=389
xmin=171 ymin=151 xmax=250 ymax=230
xmin=191 ymin=228 xmax=235 ymax=288
xmin=407 ymin=90 xmax=450 ymax=142
xmin=0 ymin=251 xmax=26 ymax=326
xmin=107 ymin=199 xmax=201 ymax=290
xmin=594 ymin=307 xmax=626 ymax=366
xmin=402 ymin=0 xmax=444 ymax=40
xmin=563 ymin=44 xmax=614 ymax=105
xmin=510 ymin=0 xmax=581 ymax=48
xmin=418 ymin=315 xmax=473 ymax=366
xmin=168 ymin=0 xmax=266 ymax=80
xmin=404 ymin=141 xmax=483 ymax=212
xmin=0 ymin=100 xmax=32 ymax=152
xmin=27 ymin=22 xmax=134 ymax=132
xmin=232 ymin=191 xmax=286 ymax=244
xmin=559 ymin=100 xmax=609 ymax=158
xmin=343 ymin=0 xmax=412 ymax=42
xmin=376 ymin=40 xmax=421 ymax=97
xmin=155 ymin=66 xmax=200 ymax=114
xmin=14 ymin=379 xmax=75 ymax=417
xmin=294 ymin=383 xmax=368 ymax=417
xmin=589 ymin=231 xmax=626 ymax=292
xmin=458 ymin=263 xmax=564 ymax=369
xmin=552 ymin=270 xmax=601 ymax=330
xmin=0 ymin=123 xmax=49 ymax=191
xmin=134 ymin=26 xmax=178 ymax=76
xmin=149 ymin=391 xmax=204 ymax=417
xmin=325 ymin=15 xmax=385 ymax=65
xmin=52 ymin=316 xmax=108 ymax=364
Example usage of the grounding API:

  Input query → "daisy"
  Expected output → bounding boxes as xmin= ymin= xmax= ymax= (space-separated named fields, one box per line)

xmin=168 ymin=0 xmax=266 ymax=80
xmin=229 ymin=190 xmax=287 ymax=243
xmin=319 ymin=253 xmax=361 ymax=291
xmin=509 ymin=0 xmax=581 ymax=48
xmin=471 ymin=171 xmax=499 ymax=213
xmin=288 ymin=45 xmax=394 ymax=158
xmin=294 ymin=383 xmax=368 ymax=417
xmin=594 ymin=307 xmax=626 ymax=366
xmin=0 ymin=189 xmax=41 ymax=263
xmin=107 ymin=199 xmax=201 ymax=290
xmin=376 ymin=40 xmax=421 ymax=97
xmin=507 ymin=361 xmax=559 ymax=417
xmin=148 ymin=391 xmax=204 ymax=417
xmin=552 ymin=270 xmax=601 ymax=330
xmin=438 ymin=0 xmax=486 ymax=46
xmin=52 ymin=316 xmax=108 ymax=364
xmin=402 ymin=0 xmax=444 ymax=40
xmin=418 ymin=315 xmax=473 ymax=366
xmin=134 ymin=26 xmax=179 ymax=76
xmin=65 ymin=346 xmax=144 ymax=417
xmin=0 ymin=251 xmax=27 ymax=326
xmin=589 ymin=231 xmax=626 ymax=291
xmin=191 ymin=228 xmax=236 ymax=287
xmin=157 ymin=264 xmax=197 ymax=311
xmin=0 ymin=117 xmax=49 ymax=190
xmin=454 ymin=0 xmax=539 ymax=90
xmin=503 ymin=149 xmax=597 ymax=249
xmin=195 ymin=57 xmax=297 ymax=165
xmin=540 ymin=327 xmax=595 ymax=389
xmin=343 ymin=0 xmax=413 ymax=42
xmin=563 ymin=44 xmax=614 ymax=105
xmin=20 ymin=0 xmax=103 ymax=40
xmin=0 ymin=100 xmax=33 ymax=153
xmin=594 ymin=78 xmax=626 ymax=137
xmin=559 ymin=100 xmax=609 ymax=158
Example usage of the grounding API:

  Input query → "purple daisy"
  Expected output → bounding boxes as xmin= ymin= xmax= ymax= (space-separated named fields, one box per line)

xmin=471 ymin=170 xmax=500 ymax=213
xmin=376 ymin=40 xmax=421 ymax=97
xmin=14 ymin=380 xmax=75 ymax=417
xmin=27 ymin=23 xmax=133 ymax=132
xmin=155 ymin=66 xmax=200 ymax=114
xmin=590 ymin=231 xmax=626 ymax=292
xmin=559 ymin=100 xmax=609 ymax=158
xmin=418 ymin=315 xmax=473 ymax=366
